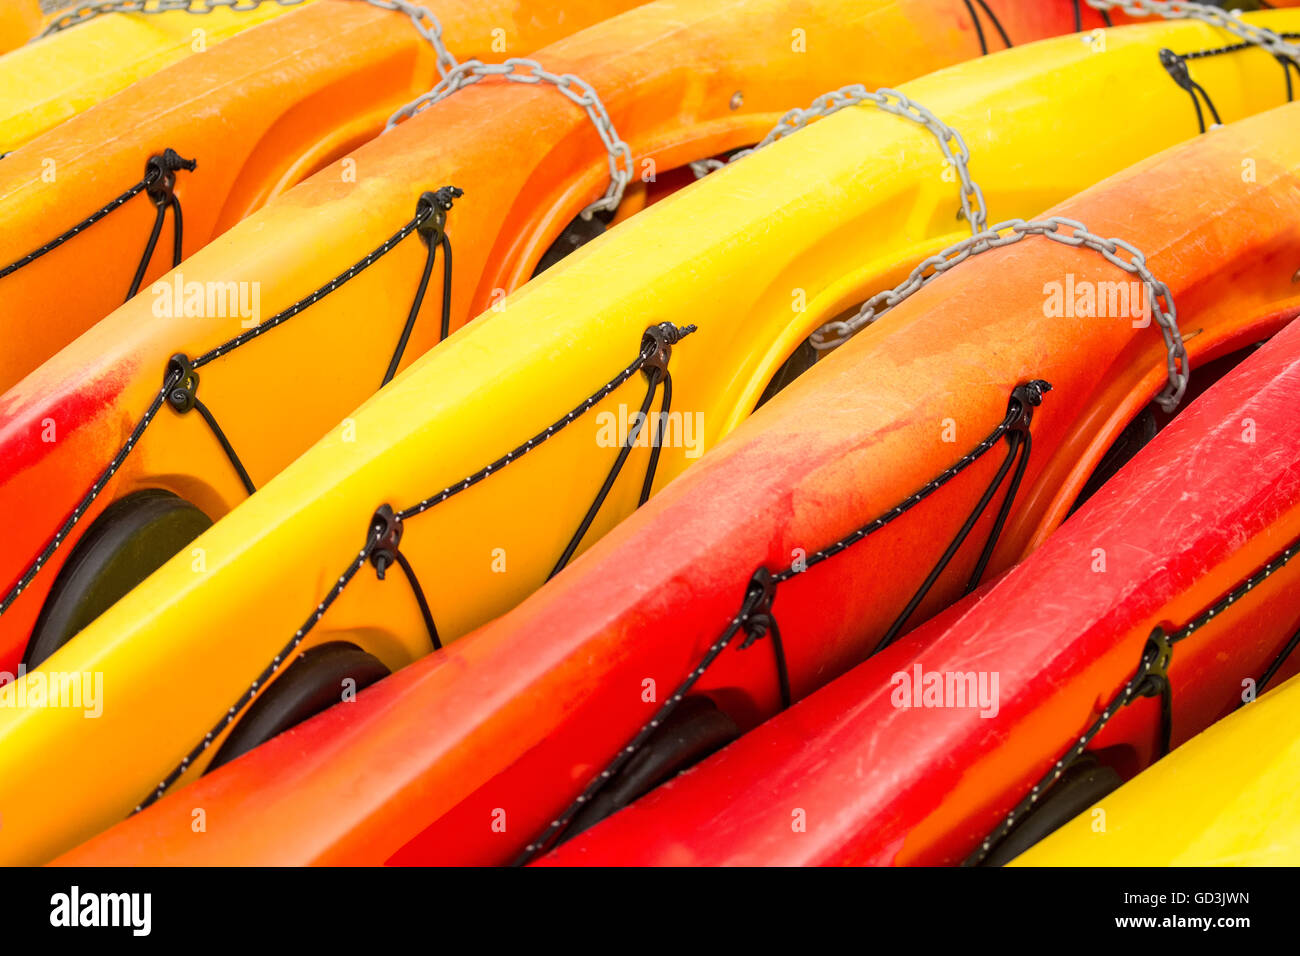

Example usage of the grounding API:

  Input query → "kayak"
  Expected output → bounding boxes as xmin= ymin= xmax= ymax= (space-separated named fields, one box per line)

xmin=1013 ymin=675 xmax=1300 ymax=866
xmin=539 ymin=290 xmax=1300 ymax=867
xmin=40 ymin=12 xmax=1300 ymax=867
xmin=0 ymin=0 xmax=42 ymax=54
xmin=0 ymin=0 xmax=310 ymax=154
xmin=0 ymin=0 xmax=642 ymax=394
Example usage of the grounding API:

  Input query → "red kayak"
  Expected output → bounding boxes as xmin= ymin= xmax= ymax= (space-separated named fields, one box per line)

xmin=543 ymin=320 xmax=1300 ymax=867
xmin=55 ymin=88 xmax=1300 ymax=865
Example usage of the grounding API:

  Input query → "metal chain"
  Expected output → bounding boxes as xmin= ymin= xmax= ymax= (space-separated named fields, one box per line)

xmin=811 ymin=216 xmax=1189 ymax=413
xmin=41 ymin=0 xmax=464 ymax=81
xmin=385 ymin=57 xmax=632 ymax=219
xmin=689 ymin=85 xmax=988 ymax=235
xmin=39 ymin=0 xmax=307 ymax=37
xmin=352 ymin=0 xmax=458 ymax=77
xmin=1087 ymin=0 xmax=1300 ymax=61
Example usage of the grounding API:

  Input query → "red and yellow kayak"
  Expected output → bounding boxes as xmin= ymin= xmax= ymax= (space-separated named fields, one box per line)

xmin=0 ymin=0 xmax=311 ymax=152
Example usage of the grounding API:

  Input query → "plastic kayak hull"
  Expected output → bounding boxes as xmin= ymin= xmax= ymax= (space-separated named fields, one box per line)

xmin=1014 ymin=672 xmax=1300 ymax=866
xmin=44 ymin=15 xmax=1300 ymax=867
xmin=0 ymin=0 xmax=646 ymax=393
xmin=538 ymin=167 xmax=1300 ymax=867
xmin=0 ymin=0 xmax=1123 ymax=867
xmin=0 ymin=0 xmax=308 ymax=153
xmin=0 ymin=1 xmax=42 ymax=54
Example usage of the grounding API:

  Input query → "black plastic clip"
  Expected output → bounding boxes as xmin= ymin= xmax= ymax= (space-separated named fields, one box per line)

xmin=1008 ymin=380 xmax=1052 ymax=434
xmin=739 ymin=567 xmax=778 ymax=649
xmin=416 ymin=186 xmax=464 ymax=244
xmin=640 ymin=322 xmax=697 ymax=383
xmin=165 ymin=353 xmax=200 ymax=413
xmin=1135 ymin=626 xmax=1175 ymax=758
xmin=1136 ymin=626 xmax=1173 ymax=699
xmin=737 ymin=567 xmax=791 ymax=709
xmin=145 ymin=149 xmax=197 ymax=208
xmin=368 ymin=504 xmax=404 ymax=580
xmin=1158 ymin=49 xmax=1193 ymax=92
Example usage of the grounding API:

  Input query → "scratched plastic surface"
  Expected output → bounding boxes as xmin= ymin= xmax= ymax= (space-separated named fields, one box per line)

xmin=55 ymin=77 xmax=1300 ymax=867
xmin=8 ymin=0 xmax=1118 ymax=868
xmin=543 ymin=288 xmax=1300 ymax=867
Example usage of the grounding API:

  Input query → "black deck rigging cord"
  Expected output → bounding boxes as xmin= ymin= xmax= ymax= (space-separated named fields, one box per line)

xmin=1161 ymin=33 xmax=1300 ymax=133
xmin=966 ymin=531 xmax=1300 ymax=866
xmin=383 ymin=187 xmax=462 ymax=386
xmin=164 ymin=354 xmax=256 ymax=496
xmin=873 ymin=388 xmax=1041 ymax=653
xmin=512 ymin=380 xmax=1053 ymax=864
xmin=962 ymin=0 xmax=1013 ymax=56
xmin=0 ymin=149 xmax=195 ymax=302
xmin=1074 ymin=0 xmax=1113 ymax=32
xmin=0 ymin=188 xmax=460 ymax=618
xmin=548 ymin=323 xmax=685 ymax=580
xmin=133 ymin=321 xmax=696 ymax=812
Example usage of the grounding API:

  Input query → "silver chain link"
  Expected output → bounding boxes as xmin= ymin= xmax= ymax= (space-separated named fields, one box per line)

xmin=39 ymin=0 xmax=308 ymax=37
xmin=39 ymin=0 xmax=630 ymax=217
xmin=690 ymin=85 xmax=988 ymax=235
xmin=1087 ymin=0 xmax=1300 ymax=62
xmin=810 ymin=217 xmax=1189 ymax=412
xmin=353 ymin=0 xmax=457 ymax=76
xmin=384 ymin=57 xmax=632 ymax=219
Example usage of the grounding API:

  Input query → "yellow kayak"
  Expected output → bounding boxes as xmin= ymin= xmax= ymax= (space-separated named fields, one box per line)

xmin=2 ymin=8 xmax=1298 ymax=866
xmin=0 ymin=0 xmax=309 ymax=154
xmin=1014 ymin=671 xmax=1300 ymax=866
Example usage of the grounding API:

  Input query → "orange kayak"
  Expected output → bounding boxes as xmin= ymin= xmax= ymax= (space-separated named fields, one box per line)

xmin=0 ymin=0 xmax=645 ymax=393
xmin=0 ymin=0 xmax=41 ymax=53
xmin=54 ymin=74 xmax=1300 ymax=867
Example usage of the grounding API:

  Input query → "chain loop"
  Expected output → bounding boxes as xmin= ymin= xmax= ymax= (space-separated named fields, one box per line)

xmin=351 ymin=0 xmax=458 ymax=76
xmin=1087 ymin=0 xmax=1300 ymax=63
xmin=385 ymin=57 xmax=632 ymax=219
xmin=691 ymin=85 xmax=988 ymax=235
xmin=810 ymin=217 xmax=1188 ymax=413
xmin=39 ymin=0 xmax=308 ymax=37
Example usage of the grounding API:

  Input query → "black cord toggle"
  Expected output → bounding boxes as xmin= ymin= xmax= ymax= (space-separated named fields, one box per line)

xmin=366 ymin=503 xmax=442 ymax=650
xmin=1159 ymin=48 xmax=1196 ymax=93
xmin=415 ymin=186 xmax=463 ymax=241
xmin=738 ymin=567 xmax=777 ymax=649
xmin=1007 ymin=380 xmax=1052 ymax=433
xmin=164 ymin=352 xmax=256 ymax=496
xmin=1159 ymin=48 xmax=1222 ymax=134
xmin=128 ymin=150 xmax=197 ymax=302
xmin=164 ymin=353 xmax=200 ymax=413
xmin=1134 ymin=626 xmax=1174 ymax=758
xmin=368 ymin=504 xmax=404 ymax=581
xmin=737 ymin=567 xmax=792 ymax=709
xmin=640 ymin=322 xmax=697 ymax=382
xmin=144 ymin=149 xmax=197 ymax=207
